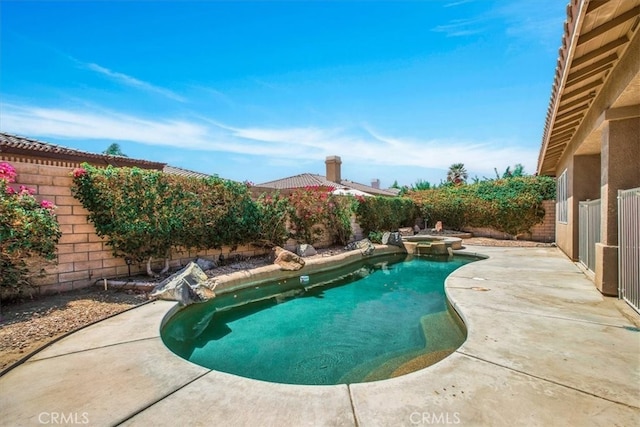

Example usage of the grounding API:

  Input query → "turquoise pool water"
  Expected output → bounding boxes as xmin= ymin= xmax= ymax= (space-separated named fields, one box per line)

xmin=161 ymin=253 xmax=475 ymax=385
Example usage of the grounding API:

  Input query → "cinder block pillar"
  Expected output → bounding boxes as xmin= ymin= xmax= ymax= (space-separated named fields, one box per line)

xmin=596 ymin=116 xmax=640 ymax=295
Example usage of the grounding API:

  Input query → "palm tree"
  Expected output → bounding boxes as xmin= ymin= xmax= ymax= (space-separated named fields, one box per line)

xmin=500 ymin=163 xmax=526 ymax=179
xmin=512 ymin=163 xmax=525 ymax=177
xmin=446 ymin=163 xmax=468 ymax=185
xmin=103 ymin=143 xmax=127 ymax=157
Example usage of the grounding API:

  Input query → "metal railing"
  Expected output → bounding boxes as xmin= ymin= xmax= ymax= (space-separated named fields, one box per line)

xmin=578 ymin=199 xmax=601 ymax=273
xmin=618 ymin=187 xmax=640 ymax=314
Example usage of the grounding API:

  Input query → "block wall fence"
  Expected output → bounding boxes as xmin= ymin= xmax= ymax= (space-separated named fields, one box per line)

xmin=2 ymin=157 xmax=270 ymax=295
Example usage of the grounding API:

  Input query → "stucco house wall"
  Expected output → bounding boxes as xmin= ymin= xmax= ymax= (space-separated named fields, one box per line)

xmin=537 ymin=0 xmax=640 ymax=296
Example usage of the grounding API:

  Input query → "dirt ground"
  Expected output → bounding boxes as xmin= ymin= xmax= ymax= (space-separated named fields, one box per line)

xmin=0 ymin=237 xmax=553 ymax=372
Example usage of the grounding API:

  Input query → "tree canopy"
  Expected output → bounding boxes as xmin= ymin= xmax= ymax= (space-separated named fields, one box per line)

xmin=103 ymin=143 xmax=127 ymax=157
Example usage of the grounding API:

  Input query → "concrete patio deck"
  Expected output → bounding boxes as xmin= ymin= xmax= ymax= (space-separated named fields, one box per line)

xmin=1 ymin=246 xmax=638 ymax=426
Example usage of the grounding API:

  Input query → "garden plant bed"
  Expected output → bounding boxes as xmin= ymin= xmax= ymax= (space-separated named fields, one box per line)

xmin=0 ymin=238 xmax=553 ymax=373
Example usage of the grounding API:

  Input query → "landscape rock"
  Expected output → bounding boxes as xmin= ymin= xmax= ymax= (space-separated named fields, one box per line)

xmin=382 ymin=231 xmax=404 ymax=247
xmin=195 ymin=257 xmax=217 ymax=271
xmin=273 ymin=246 xmax=306 ymax=271
xmin=296 ymin=243 xmax=317 ymax=257
xmin=398 ymin=227 xmax=413 ymax=236
xmin=150 ymin=262 xmax=216 ymax=305
xmin=381 ymin=232 xmax=391 ymax=245
xmin=345 ymin=238 xmax=375 ymax=256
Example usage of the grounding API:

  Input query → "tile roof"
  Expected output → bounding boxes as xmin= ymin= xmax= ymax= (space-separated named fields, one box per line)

xmin=163 ymin=165 xmax=214 ymax=179
xmin=340 ymin=179 xmax=399 ymax=197
xmin=258 ymin=173 xmax=337 ymax=189
xmin=258 ymin=173 xmax=397 ymax=196
xmin=0 ymin=132 xmax=166 ymax=169
xmin=537 ymin=0 xmax=640 ymax=175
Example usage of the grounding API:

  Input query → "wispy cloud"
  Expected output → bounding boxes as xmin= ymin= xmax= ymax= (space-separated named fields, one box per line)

xmin=84 ymin=62 xmax=187 ymax=102
xmin=433 ymin=0 xmax=563 ymax=44
xmin=498 ymin=2 xmax=565 ymax=49
xmin=444 ymin=0 xmax=475 ymax=8
xmin=0 ymin=103 xmax=537 ymax=175
xmin=431 ymin=18 xmax=486 ymax=37
xmin=2 ymin=104 xmax=208 ymax=148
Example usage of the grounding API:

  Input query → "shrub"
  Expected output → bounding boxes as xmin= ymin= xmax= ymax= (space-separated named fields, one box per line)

xmin=409 ymin=186 xmax=472 ymax=230
xmin=326 ymin=194 xmax=358 ymax=246
xmin=71 ymin=164 xmax=260 ymax=275
xmin=287 ymin=187 xmax=357 ymax=246
xmin=254 ymin=192 xmax=291 ymax=247
xmin=0 ymin=162 xmax=61 ymax=299
xmin=408 ymin=176 xmax=556 ymax=235
xmin=355 ymin=196 xmax=419 ymax=235
xmin=368 ymin=231 xmax=384 ymax=244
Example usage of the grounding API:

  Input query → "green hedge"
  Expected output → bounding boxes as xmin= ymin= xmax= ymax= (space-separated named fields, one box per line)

xmin=71 ymin=164 xmax=555 ymax=269
xmin=355 ymin=196 xmax=419 ymax=234
xmin=72 ymin=168 xmax=358 ymax=263
xmin=72 ymin=164 xmax=260 ymax=262
xmin=409 ymin=176 xmax=555 ymax=235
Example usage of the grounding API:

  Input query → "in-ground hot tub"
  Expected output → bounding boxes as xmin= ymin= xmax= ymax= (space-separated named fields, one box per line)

xmin=402 ymin=235 xmax=463 ymax=255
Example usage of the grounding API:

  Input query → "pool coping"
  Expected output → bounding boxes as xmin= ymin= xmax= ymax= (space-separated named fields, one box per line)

xmin=0 ymin=245 xmax=638 ymax=426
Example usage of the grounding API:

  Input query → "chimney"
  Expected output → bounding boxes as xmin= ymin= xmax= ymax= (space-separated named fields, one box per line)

xmin=325 ymin=155 xmax=342 ymax=183
xmin=371 ymin=179 xmax=380 ymax=189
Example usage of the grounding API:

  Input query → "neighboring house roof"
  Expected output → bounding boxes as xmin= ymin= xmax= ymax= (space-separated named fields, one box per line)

xmin=340 ymin=179 xmax=399 ymax=197
xmin=0 ymin=132 xmax=166 ymax=169
xmin=384 ymin=187 xmax=402 ymax=196
xmin=537 ymin=0 xmax=640 ymax=176
xmin=258 ymin=173 xmax=397 ymax=197
xmin=259 ymin=173 xmax=338 ymax=189
xmin=163 ymin=165 xmax=213 ymax=179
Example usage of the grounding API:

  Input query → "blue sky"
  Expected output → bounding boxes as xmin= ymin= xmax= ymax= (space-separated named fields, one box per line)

xmin=1 ymin=0 xmax=566 ymax=187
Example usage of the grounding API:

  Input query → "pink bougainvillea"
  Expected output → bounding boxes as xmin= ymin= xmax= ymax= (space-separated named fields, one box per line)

xmin=19 ymin=185 xmax=35 ymax=196
xmin=0 ymin=162 xmax=17 ymax=183
xmin=1 ymin=161 xmax=61 ymax=297
xmin=73 ymin=167 xmax=87 ymax=178
xmin=40 ymin=200 xmax=56 ymax=211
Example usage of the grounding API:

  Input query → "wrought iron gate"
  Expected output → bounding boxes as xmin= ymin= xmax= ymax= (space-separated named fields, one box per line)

xmin=618 ymin=187 xmax=640 ymax=314
xmin=578 ymin=199 xmax=601 ymax=273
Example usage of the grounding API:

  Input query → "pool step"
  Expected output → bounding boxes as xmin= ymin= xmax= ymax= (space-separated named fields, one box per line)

xmin=340 ymin=311 xmax=465 ymax=383
xmin=338 ymin=348 xmax=425 ymax=384
xmin=390 ymin=348 xmax=456 ymax=378
xmin=419 ymin=311 xmax=466 ymax=353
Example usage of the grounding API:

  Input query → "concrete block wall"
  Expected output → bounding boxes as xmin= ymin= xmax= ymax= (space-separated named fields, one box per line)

xmin=529 ymin=200 xmax=556 ymax=242
xmin=3 ymin=157 xmax=268 ymax=295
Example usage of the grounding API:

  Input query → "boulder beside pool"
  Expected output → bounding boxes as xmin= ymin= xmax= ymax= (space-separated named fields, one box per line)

xmin=151 ymin=262 xmax=217 ymax=305
xmin=381 ymin=231 xmax=404 ymax=248
xmin=345 ymin=238 xmax=375 ymax=256
xmin=296 ymin=243 xmax=317 ymax=257
xmin=273 ymin=246 xmax=306 ymax=271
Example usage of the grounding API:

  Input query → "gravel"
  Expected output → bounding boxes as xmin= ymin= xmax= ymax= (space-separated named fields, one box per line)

xmin=0 ymin=289 xmax=147 ymax=371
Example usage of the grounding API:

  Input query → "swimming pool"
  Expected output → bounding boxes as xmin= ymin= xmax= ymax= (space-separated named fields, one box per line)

xmin=161 ymin=253 xmax=477 ymax=385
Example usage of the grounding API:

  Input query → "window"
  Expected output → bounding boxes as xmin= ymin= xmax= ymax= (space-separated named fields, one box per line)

xmin=557 ymin=170 xmax=568 ymax=223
